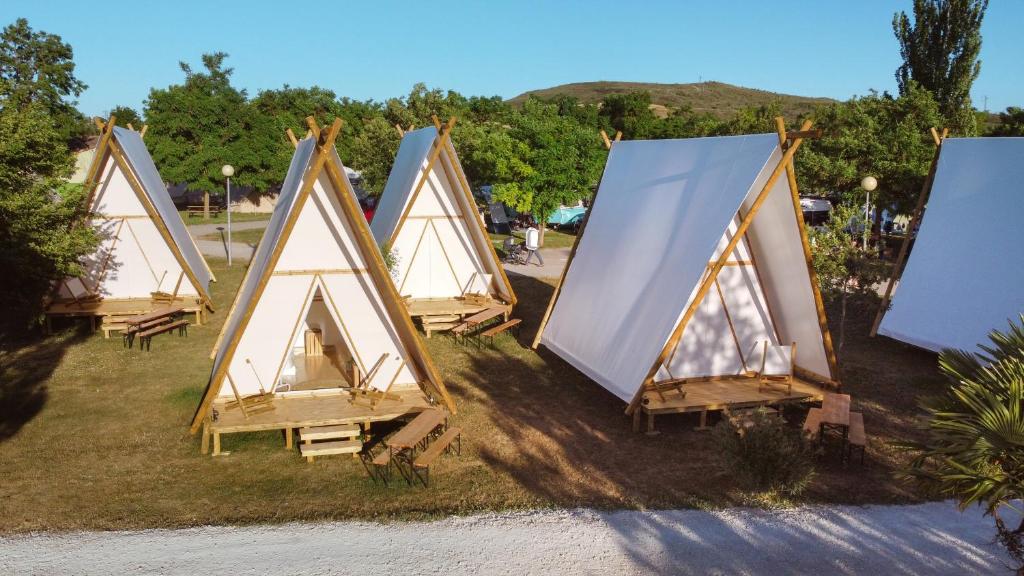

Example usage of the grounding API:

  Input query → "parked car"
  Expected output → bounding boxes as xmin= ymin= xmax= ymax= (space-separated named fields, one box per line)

xmin=555 ymin=212 xmax=585 ymax=234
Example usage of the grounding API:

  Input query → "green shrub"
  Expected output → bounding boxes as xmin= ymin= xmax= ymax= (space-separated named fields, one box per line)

xmin=712 ymin=409 xmax=817 ymax=495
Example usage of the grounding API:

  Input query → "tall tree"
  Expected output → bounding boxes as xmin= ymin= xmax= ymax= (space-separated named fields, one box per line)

xmin=989 ymin=107 xmax=1024 ymax=136
xmin=893 ymin=0 xmax=988 ymax=134
xmin=0 ymin=18 xmax=92 ymax=149
xmin=144 ymin=53 xmax=282 ymax=197
xmin=107 ymin=105 xmax=142 ymax=129
xmin=598 ymin=92 xmax=658 ymax=139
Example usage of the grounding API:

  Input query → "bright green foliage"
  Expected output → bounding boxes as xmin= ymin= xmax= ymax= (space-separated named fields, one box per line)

xmin=598 ymin=92 xmax=658 ymax=139
xmin=106 ymin=105 xmax=142 ymax=129
xmin=893 ymin=0 xmax=988 ymax=135
xmin=491 ymin=98 xmax=606 ymax=229
xmin=797 ymin=84 xmax=942 ymax=214
xmin=0 ymin=102 xmax=96 ymax=330
xmin=712 ymin=408 xmax=817 ymax=495
xmin=144 ymin=53 xmax=283 ymax=196
xmin=348 ymin=116 xmax=401 ymax=195
xmin=990 ymin=107 xmax=1024 ymax=136
xmin=0 ymin=18 xmax=92 ymax=149
xmin=900 ymin=316 xmax=1024 ymax=570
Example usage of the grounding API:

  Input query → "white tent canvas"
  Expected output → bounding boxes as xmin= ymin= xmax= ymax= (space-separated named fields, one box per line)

xmin=192 ymin=127 xmax=452 ymax=432
xmin=878 ymin=137 xmax=1024 ymax=353
xmin=371 ymin=125 xmax=515 ymax=304
xmin=538 ymin=134 xmax=836 ymax=404
xmin=56 ymin=124 xmax=212 ymax=305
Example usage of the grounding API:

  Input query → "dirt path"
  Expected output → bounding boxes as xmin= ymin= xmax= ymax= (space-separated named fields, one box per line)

xmin=0 ymin=502 xmax=1011 ymax=575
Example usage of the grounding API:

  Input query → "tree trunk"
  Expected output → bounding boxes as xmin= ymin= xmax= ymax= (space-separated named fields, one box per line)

xmin=203 ymin=191 xmax=210 ymax=220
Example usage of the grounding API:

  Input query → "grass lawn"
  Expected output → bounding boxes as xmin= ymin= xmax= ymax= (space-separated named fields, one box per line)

xmin=489 ymin=228 xmax=578 ymax=253
xmin=178 ymin=210 xmax=271 ymax=225
xmin=0 ymin=258 xmax=942 ymax=532
xmin=200 ymin=227 xmax=266 ymax=245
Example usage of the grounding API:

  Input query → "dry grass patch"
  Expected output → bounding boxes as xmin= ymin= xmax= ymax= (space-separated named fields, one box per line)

xmin=0 ymin=261 xmax=938 ymax=532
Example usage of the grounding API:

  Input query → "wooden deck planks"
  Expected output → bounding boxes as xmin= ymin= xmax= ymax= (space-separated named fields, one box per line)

xmin=642 ymin=375 xmax=826 ymax=415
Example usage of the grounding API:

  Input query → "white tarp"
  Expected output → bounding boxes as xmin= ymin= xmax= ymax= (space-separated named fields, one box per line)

xmin=371 ymin=127 xmax=512 ymax=302
xmin=878 ymin=137 xmax=1024 ymax=353
xmin=541 ymin=135 xmax=831 ymax=402
xmin=209 ymin=138 xmax=418 ymax=397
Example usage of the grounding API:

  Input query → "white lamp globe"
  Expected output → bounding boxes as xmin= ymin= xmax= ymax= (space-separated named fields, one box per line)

xmin=861 ymin=176 xmax=878 ymax=191
xmin=221 ymin=164 xmax=235 ymax=178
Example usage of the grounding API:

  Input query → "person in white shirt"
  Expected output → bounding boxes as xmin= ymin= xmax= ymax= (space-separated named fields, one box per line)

xmin=524 ymin=225 xmax=544 ymax=266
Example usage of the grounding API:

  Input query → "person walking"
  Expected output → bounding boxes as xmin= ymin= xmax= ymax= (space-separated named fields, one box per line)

xmin=524 ymin=225 xmax=544 ymax=266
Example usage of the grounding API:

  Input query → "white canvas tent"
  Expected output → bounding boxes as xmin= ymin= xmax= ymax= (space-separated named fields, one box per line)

xmin=191 ymin=120 xmax=453 ymax=435
xmin=371 ymin=120 xmax=515 ymax=305
xmin=51 ymin=119 xmax=213 ymax=312
xmin=534 ymin=125 xmax=838 ymax=414
xmin=875 ymin=137 xmax=1024 ymax=353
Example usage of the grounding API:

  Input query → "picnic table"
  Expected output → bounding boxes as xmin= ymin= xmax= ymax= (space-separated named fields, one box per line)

xmin=386 ymin=408 xmax=447 ymax=454
xmin=125 ymin=305 xmax=186 ymax=330
xmin=819 ymin=392 xmax=851 ymax=443
xmin=123 ymin=305 xmax=188 ymax=350
xmin=463 ymin=305 xmax=506 ymax=328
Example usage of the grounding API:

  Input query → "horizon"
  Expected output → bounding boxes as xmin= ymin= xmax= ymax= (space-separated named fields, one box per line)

xmin=2 ymin=0 xmax=1021 ymax=116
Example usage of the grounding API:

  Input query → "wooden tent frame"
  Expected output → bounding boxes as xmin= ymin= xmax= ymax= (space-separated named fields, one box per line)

xmin=869 ymin=127 xmax=948 ymax=337
xmin=65 ymin=117 xmax=215 ymax=310
xmin=387 ymin=116 xmax=517 ymax=306
xmin=529 ymin=119 xmax=838 ymax=415
xmin=190 ymin=118 xmax=454 ymax=434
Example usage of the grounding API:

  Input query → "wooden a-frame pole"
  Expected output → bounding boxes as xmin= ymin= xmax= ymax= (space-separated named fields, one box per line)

xmin=429 ymin=115 xmax=518 ymax=306
xmin=626 ymin=120 xmax=814 ymax=415
xmin=869 ymin=127 xmax=947 ymax=337
xmin=190 ymin=119 xmax=345 ymax=433
xmin=530 ymin=129 xmax=618 ymax=349
xmin=774 ymin=116 xmax=838 ymax=380
xmin=313 ymin=119 xmax=456 ymax=414
xmin=389 ymin=117 xmax=457 ymax=244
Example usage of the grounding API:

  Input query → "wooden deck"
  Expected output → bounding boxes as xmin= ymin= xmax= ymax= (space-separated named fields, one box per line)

xmin=636 ymin=375 xmax=828 ymax=433
xmin=405 ymin=296 xmax=511 ymax=337
xmin=46 ymin=297 xmax=205 ymax=336
xmin=203 ymin=387 xmax=432 ymax=455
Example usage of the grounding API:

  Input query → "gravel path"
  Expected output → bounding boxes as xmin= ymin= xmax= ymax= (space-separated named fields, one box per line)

xmin=0 ymin=502 xmax=1012 ymax=575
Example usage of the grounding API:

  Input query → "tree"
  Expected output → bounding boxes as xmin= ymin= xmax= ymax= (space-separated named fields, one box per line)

xmin=990 ymin=107 xmax=1024 ymax=136
xmin=0 ymin=18 xmax=92 ymax=149
xmin=0 ymin=102 xmax=96 ymax=331
xmin=107 ymin=105 xmax=142 ymax=129
xmin=348 ymin=116 xmax=401 ymax=196
xmin=807 ymin=204 xmax=886 ymax=352
xmin=900 ymin=316 xmax=1024 ymax=574
xmin=144 ymin=53 xmax=283 ymax=199
xmin=598 ymin=92 xmax=658 ymax=139
xmin=893 ymin=0 xmax=988 ymax=134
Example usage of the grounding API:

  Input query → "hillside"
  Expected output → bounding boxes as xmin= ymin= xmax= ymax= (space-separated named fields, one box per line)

xmin=508 ymin=81 xmax=835 ymax=119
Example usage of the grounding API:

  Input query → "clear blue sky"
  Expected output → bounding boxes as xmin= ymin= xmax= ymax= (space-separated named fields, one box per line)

xmin=3 ymin=0 xmax=1021 ymax=117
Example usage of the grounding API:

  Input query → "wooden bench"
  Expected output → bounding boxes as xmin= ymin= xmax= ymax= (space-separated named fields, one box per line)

xmin=186 ymin=205 xmax=222 ymax=218
xmin=360 ymin=447 xmax=394 ymax=486
xmin=137 ymin=319 xmax=189 ymax=351
xmin=123 ymin=317 xmax=174 ymax=348
xmin=480 ymin=319 xmax=521 ymax=346
xmin=803 ymin=407 xmax=823 ymax=439
xmin=846 ymin=411 xmax=866 ymax=465
xmin=411 ymin=427 xmax=462 ymax=487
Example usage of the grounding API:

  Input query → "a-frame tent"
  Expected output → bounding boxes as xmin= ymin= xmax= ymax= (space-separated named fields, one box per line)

xmin=534 ymin=120 xmax=839 ymax=421
xmin=47 ymin=117 xmax=214 ymax=326
xmin=371 ymin=117 xmax=516 ymax=311
xmin=191 ymin=119 xmax=454 ymax=437
xmin=873 ymin=135 xmax=1024 ymax=353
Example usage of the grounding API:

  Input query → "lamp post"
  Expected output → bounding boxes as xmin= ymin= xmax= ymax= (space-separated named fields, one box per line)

xmin=222 ymin=164 xmax=235 ymax=266
xmin=860 ymin=176 xmax=878 ymax=250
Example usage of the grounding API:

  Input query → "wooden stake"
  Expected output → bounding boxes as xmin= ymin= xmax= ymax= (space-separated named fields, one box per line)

xmin=870 ymin=128 xmax=945 ymax=337
xmin=774 ymin=116 xmax=838 ymax=379
xmin=600 ymin=130 xmax=612 ymax=150
xmin=139 ymin=125 xmax=148 ymax=138
xmin=286 ymin=128 xmax=299 ymax=148
xmin=395 ymin=123 xmax=405 ymax=137
xmin=626 ymin=120 xmax=814 ymax=415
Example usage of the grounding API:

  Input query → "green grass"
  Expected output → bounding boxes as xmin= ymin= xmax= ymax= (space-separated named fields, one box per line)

xmin=489 ymin=229 xmax=577 ymax=253
xmin=178 ymin=210 xmax=271 ymax=225
xmin=0 ymin=259 xmax=941 ymax=532
xmin=508 ymin=81 xmax=835 ymax=120
xmin=201 ymin=227 xmax=266 ymax=245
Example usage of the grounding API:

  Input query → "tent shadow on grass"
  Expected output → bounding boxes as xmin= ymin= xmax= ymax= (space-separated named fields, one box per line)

xmin=0 ymin=324 xmax=90 ymax=441
xmin=440 ymin=272 xmax=939 ymax=509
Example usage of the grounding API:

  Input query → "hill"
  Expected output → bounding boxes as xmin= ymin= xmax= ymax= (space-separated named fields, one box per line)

xmin=508 ymin=81 xmax=835 ymax=119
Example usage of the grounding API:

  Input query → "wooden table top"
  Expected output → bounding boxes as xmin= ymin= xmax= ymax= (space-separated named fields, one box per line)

xmin=820 ymin=392 xmax=851 ymax=428
xmin=464 ymin=306 xmax=505 ymax=326
xmin=125 ymin=305 xmax=186 ymax=326
xmin=386 ymin=408 xmax=446 ymax=451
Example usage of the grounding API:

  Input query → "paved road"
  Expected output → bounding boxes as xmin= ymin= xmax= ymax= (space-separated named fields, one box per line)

xmin=0 ymin=502 xmax=1013 ymax=575
xmin=187 ymin=220 xmax=268 ymax=262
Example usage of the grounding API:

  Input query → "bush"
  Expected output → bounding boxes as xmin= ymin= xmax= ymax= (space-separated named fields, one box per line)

xmin=712 ymin=409 xmax=817 ymax=495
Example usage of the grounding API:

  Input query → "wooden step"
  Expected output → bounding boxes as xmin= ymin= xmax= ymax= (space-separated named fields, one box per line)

xmin=299 ymin=439 xmax=362 ymax=457
xmin=299 ymin=424 xmax=361 ymax=442
xmin=422 ymin=314 xmax=461 ymax=324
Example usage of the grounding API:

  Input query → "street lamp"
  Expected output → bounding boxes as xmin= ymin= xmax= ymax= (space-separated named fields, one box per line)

xmin=860 ymin=176 xmax=878 ymax=250
xmin=222 ymin=164 xmax=235 ymax=266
